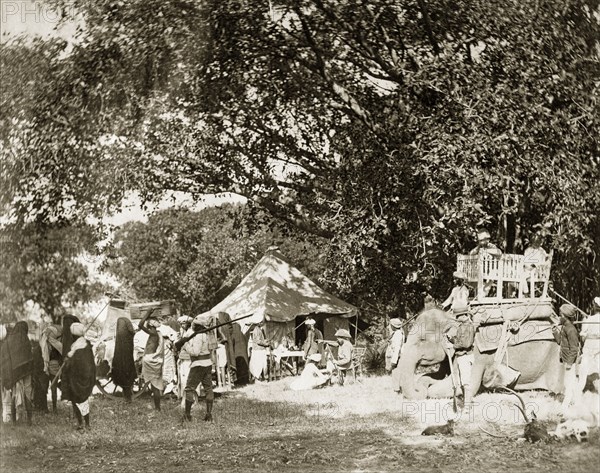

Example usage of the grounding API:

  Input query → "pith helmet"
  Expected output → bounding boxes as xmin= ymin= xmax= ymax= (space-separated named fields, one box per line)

xmin=477 ymin=229 xmax=491 ymax=241
xmin=334 ymin=328 xmax=352 ymax=339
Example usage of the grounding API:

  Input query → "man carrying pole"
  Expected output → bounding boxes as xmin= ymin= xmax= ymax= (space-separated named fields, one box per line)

xmin=176 ymin=314 xmax=218 ymax=422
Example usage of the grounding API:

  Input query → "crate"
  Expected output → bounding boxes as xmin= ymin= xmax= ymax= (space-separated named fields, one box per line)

xmin=128 ymin=300 xmax=176 ymax=320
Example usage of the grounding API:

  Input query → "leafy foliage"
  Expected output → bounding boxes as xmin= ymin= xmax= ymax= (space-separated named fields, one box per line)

xmin=0 ymin=223 xmax=105 ymax=323
xmin=107 ymin=204 xmax=327 ymax=314
xmin=1 ymin=0 xmax=598 ymax=316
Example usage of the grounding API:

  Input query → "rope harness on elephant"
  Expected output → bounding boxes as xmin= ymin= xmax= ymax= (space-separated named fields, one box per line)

xmin=485 ymin=300 xmax=544 ymax=389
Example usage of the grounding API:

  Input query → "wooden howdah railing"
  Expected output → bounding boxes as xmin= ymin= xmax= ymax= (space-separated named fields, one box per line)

xmin=456 ymin=253 xmax=552 ymax=302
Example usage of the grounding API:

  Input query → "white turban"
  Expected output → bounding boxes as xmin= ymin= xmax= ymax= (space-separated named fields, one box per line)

xmin=178 ymin=315 xmax=193 ymax=325
xmin=70 ymin=323 xmax=85 ymax=337
xmin=193 ymin=314 xmax=213 ymax=328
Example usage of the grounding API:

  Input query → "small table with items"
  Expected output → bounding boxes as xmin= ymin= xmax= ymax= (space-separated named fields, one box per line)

xmin=269 ymin=349 xmax=305 ymax=378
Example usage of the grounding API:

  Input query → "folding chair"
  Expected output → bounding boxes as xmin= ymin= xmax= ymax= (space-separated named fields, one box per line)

xmin=335 ymin=346 xmax=367 ymax=385
xmin=350 ymin=347 xmax=367 ymax=382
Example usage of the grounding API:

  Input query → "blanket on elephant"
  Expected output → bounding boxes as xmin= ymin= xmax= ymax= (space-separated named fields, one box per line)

xmin=471 ymin=301 xmax=555 ymax=326
xmin=475 ymin=321 xmax=556 ymax=353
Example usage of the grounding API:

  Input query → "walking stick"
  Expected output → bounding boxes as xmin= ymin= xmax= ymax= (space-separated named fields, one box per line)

xmin=442 ymin=343 xmax=459 ymax=413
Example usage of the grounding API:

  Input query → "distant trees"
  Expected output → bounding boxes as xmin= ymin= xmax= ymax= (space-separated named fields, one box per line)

xmin=107 ymin=204 xmax=327 ymax=314
xmin=1 ymin=1 xmax=598 ymax=314
xmin=0 ymin=223 xmax=105 ymax=323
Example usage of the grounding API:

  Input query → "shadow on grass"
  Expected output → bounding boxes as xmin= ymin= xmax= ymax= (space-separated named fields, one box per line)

xmin=1 ymin=391 xmax=599 ymax=473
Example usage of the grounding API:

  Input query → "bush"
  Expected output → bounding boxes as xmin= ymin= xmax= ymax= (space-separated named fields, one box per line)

xmin=362 ymin=341 xmax=387 ymax=375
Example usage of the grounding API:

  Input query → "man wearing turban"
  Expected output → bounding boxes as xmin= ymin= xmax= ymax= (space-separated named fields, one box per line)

xmin=175 ymin=314 xmax=217 ymax=422
xmin=40 ymin=325 xmax=63 ymax=412
xmin=62 ymin=322 xmax=96 ymax=430
xmin=552 ymin=304 xmax=580 ymax=414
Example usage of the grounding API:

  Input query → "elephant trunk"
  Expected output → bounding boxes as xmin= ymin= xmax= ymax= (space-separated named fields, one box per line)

xmin=397 ymin=347 xmax=427 ymax=400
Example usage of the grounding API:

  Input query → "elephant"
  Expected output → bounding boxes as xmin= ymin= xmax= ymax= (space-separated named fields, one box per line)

xmin=396 ymin=307 xmax=563 ymax=400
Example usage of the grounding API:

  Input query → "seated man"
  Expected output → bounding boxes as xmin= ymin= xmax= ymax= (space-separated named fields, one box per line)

xmin=442 ymin=271 xmax=471 ymax=313
xmin=330 ymin=329 xmax=354 ymax=386
xmin=522 ymin=234 xmax=549 ymax=296
xmin=289 ymin=354 xmax=330 ymax=391
xmin=469 ymin=229 xmax=502 ymax=296
xmin=469 ymin=229 xmax=502 ymax=257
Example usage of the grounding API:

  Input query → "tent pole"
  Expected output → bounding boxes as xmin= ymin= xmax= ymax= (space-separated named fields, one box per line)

xmin=354 ymin=313 xmax=358 ymax=343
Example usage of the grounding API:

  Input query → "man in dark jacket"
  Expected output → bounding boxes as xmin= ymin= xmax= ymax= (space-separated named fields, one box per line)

xmin=552 ymin=304 xmax=580 ymax=414
xmin=112 ymin=317 xmax=137 ymax=403
xmin=0 ymin=321 xmax=33 ymax=424
xmin=62 ymin=323 xmax=96 ymax=430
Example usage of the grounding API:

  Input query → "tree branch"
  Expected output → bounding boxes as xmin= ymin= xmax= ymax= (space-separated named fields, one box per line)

xmin=416 ymin=0 xmax=440 ymax=55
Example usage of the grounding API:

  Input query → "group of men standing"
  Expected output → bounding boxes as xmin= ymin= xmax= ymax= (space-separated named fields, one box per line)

xmin=0 ymin=316 xmax=96 ymax=430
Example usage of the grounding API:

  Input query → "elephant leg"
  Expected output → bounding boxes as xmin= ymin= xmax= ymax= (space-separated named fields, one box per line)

xmin=426 ymin=376 xmax=454 ymax=398
xmin=469 ymin=358 xmax=486 ymax=401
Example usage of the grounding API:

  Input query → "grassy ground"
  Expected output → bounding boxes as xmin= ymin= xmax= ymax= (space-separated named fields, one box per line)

xmin=1 ymin=376 xmax=598 ymax=473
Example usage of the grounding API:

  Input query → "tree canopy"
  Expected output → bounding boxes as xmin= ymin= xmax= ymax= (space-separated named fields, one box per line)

xmin=0 ymin=222 xmax=105 ymax=323
xmin=1 ymin=0 xmax=598 ymax=314
xmin=107 ymin=204 xmax=327 ymax=315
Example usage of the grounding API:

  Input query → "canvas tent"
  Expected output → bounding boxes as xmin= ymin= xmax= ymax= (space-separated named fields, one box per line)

xmin=207 ymin=248 xmax=359 ymax=346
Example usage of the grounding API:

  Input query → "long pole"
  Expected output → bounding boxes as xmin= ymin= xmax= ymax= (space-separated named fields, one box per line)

xmin=549 ymin=289 xmax=590 ymax=318
xmin=175 ymin=313 xmax=256 ymax=348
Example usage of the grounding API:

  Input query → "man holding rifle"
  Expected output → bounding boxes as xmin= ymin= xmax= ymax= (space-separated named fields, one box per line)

xmin=175 ymin=314 xmax=218 ymax=422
